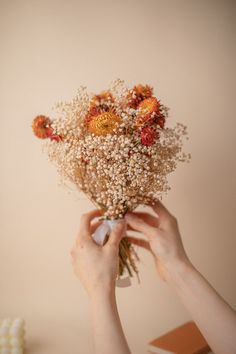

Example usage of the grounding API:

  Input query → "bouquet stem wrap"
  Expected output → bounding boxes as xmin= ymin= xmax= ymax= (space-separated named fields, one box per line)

xmin=92 ymin=219 xmax=136 ymax=287
xmin=92 ymin=219 xmax=122 ymax=246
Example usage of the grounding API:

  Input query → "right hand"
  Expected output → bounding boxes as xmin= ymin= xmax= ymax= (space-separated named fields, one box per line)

xmin=70 ymin=210 xmax=126 ymax=298
xmin=125 ymin=200 xmax=192 ymax=282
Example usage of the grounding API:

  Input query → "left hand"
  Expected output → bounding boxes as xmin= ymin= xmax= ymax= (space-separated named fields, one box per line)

xmin=70 ymin=210 xmax=126 ymax=298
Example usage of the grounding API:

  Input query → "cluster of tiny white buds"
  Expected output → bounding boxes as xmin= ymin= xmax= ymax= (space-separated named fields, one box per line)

xmin=45 ymin=80 xmax=190 ymax=219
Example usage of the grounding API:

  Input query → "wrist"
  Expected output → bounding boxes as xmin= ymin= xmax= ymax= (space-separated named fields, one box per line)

xmin=164 ymin=258 xmax=195 ymax=286
xmin=88 ymin=280 xmax=116 ymax=304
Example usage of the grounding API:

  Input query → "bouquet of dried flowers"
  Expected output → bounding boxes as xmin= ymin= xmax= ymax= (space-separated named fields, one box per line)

xmin=32 ymin=79 xmax=190 ymax=280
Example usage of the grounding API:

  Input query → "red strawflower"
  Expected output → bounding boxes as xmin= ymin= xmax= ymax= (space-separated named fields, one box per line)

xmin=157 ymin=115 xmax=165 ymax=129
xmin=135 ymin=97 xmax=161 ymax=127
xmin=141 ymin=127 xmax=159 ymax=146
xmin=49 ymin=134 xmax=62 ymax=142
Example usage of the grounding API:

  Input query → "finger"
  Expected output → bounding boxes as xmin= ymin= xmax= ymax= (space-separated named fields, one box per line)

xmin=70 ymin=244 xmax=76 ymax=259
xmin=125 ymin=212 xmax=157 ymax=239
xmin=106 ymin=221 xmax=126 ymax=247
xmin=77 ymin=209 xmax=102 ymax=244
xmin=151 ymin=199 xmax=171 ymax=223
xmin=79 ymin=209 xmax=102 ymax=233
xmin=90 ymin=220 xmax=103 ymax=234
xmin=128 ymin=211 xmax=160 ymax=228
xmin=127 ymin=224 xmax=141 ymax=232
xmin=126 ymin=236 xmax=151 ymax=252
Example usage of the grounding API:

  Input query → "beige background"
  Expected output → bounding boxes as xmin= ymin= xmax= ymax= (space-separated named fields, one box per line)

xmin=0 ymin=0 xmax=235 ymax=353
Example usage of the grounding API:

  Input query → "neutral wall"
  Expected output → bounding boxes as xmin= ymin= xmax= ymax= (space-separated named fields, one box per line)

xmin=0 ymin=0 xmax=235 ymax=353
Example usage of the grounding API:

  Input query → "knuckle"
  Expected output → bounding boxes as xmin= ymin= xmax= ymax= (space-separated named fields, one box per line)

xmin=106 ymin=242 xmax=118 ymax=253
xmin=77 ymin=242 xmax=85 ymax=250
xmin=107 ymin=240 xmax=117 ymax=248
xmin=172 ymin=215 xmax=178 ymax=224
xmin=133 ymin=217 xmax=143 ymax=227
xmin=168 ymin=215 xmax=177 ymax=226
xmin=114 ymin=223 xmax=125 ymax=233
xmin=75 ymin=238 xmax=86 ymax=250
xmin=153 ymin=229 xmax=160 ymax=238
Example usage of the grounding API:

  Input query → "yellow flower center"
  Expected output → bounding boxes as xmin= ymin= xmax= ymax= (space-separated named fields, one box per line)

xmin=88 ymin=112 xmax=120 ymax=136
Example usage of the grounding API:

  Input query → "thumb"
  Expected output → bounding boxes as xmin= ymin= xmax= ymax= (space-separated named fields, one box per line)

xmin=106 ymin=221 xmax=126 ymax=247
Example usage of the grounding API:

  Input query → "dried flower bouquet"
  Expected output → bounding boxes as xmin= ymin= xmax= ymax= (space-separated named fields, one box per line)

xmin=32 ymin=79 xmax=190 ymax=280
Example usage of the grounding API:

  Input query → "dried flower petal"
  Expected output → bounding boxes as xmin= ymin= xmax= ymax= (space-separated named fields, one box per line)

xmin=50 ymin=134 xmax=62 ymax=142
xmin=87 ymin=111 xmax=121 ymax=136
xmin=126 ymin=84 xmax=153 ymax=109
xmin=137 ymin=97 xmax=160 ymax=117
xmin=91 ymin=91 xmax=114 ymax=105
xmin=141 ymin=127 xmax=158 ymax=146
xmin=88 ymin=91 xmax=114 ymax=113
xmin=156 ymin=115 xmax=165 ymax=129
xmin=32 ymin=115 xmax=53 ymax=139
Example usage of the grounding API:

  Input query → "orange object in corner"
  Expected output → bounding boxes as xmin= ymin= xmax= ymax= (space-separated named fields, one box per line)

xmin=148 ymin=321 xmax=211 ymax=354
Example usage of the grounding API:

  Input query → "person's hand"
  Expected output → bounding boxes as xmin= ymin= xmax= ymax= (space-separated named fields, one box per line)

xmin=70 ymin=210 xmax=126 ymax=298
xmin=125 ymin=200 xmax=192 ymax=282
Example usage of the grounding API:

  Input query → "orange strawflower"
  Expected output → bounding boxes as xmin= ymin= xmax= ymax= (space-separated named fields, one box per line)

xmin=32 ymin=115 xmax=53 ymax=139
xmin=138 ymin=97 xmax=160 ymax=116
xmin=32 ymin=115 xmax=62 ymax=141
xmin=126 ymin=84 xmax=153 ymax=109
xmin=87 ymin=91 xmax=115 ymax=119
xmin=91 ymin=91 xmax=114 ymax=106
xmin=135 ymin=97 xmax=160 ymax=127
xmin=87 ymin=111 xmax=120 ymax=136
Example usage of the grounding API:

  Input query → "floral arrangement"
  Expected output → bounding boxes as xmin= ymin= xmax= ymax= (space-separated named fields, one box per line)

xmin=32 ymin=79 xmax=190 ymax=280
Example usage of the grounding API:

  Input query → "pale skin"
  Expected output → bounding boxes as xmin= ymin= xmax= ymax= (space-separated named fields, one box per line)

xmin=71 ymin=201 xmax=236 ymax=354
xmin=71 ymin=210 xmax=131 ymax=354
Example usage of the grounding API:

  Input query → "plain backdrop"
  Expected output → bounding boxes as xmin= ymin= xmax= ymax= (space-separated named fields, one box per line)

xmin=0 ymin=0 xmax=235 ymax=353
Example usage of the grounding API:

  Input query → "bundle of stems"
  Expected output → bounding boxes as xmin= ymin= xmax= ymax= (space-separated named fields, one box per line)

xmin=119 ymin=237 xmax=139 ymax=278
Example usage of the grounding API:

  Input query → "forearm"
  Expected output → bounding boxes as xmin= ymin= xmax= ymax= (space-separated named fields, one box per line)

xmin=168 ymin=261 xmax=236 ymax=354
xmin=89 ymin=286 xmax=131 ymax=354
